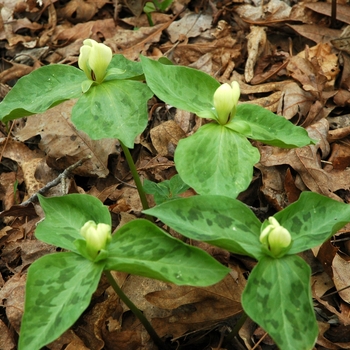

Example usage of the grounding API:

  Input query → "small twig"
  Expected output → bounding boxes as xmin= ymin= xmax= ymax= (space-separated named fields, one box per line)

xmin=223 ymin=311 xmax=248 ymax=344
xmin=322 ymin=284 xmax=350 ymax=298
xmin=251 ymin=331 xmax=268 ymax=350
xmin=0 ymin=121 xmax=15 ymax=163
xmin=20 ymin=155 xmax=92 ymax=206
xmin=331 ymin=0 xmax=337 ymax=28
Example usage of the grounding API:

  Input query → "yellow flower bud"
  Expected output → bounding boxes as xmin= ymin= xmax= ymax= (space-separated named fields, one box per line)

xmin=80 ymin=220 xmax=112 ymax=259
xmin=260 ymin=217 xmax=292 ymax=258
xmin=78 ymin=39 xmax=112 ymax=83
xmin=213 ymin=81 xmax=240 ymax=125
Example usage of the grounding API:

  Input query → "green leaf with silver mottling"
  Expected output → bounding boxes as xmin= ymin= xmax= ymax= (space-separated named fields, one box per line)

xmin=274 ymin=191 xmax=350 ymax=255
xmin=140 ymin=55 xmax=219 ymax=117
xmin=144 ymin=195 xmax=263 ymax=259
xmin=228 ymin=104 xmax=317 ymax=148
xmin=72 ymin=79 xmax=153 ymax=147
xmin=106 ymin=54 xmax=144 ymax=80
xmin=143 ymin=174 xmax=190 ymax=205
xmin=19 ymin=252 xmax=104 ymax=350
xmin=36 ymin=194 xmax=111 ymax=252
xmin=0 ymin=65 xmax=85 ymax=122
xmin=104 ymin=219 xmax=230 ymax=286
xmin=242 ymin=255 xmax=318 ymax=350
xmin=175 ymin=122 xmax=260 ymax=198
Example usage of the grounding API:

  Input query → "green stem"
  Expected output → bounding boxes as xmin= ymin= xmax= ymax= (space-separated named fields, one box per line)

xmin=119 ymin=141 xmax=150 ymax=211
xmin=105 ymin=270 xmax=169 ymax=349
xmin=224 ymin=311 xmax=248 ymax=344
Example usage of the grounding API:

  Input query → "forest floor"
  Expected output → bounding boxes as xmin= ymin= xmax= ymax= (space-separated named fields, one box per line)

xmin=1 ymin=0 xmax=350 ymax=349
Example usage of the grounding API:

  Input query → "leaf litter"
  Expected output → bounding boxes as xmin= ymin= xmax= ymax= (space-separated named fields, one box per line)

xmin=2 ymin=0 xmax=350 ymax=349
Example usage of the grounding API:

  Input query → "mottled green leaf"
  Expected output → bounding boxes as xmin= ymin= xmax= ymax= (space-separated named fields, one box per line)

xmin=175 ymin=123 xmax=260 ymax=198
xmin=106 ymin=54 xmax=144 ymax=80
xmin=242 ymin=255 xmax=318 ymax=350
xmin=229 ymin=104 xmax=317 ymax=148
xmin=144 ymin=195 xmax=263 ymax=259
xmin=140 ymin=55 xmax=219 ymax=116
xmin=72 ymin=79 xmax=153 ymax=147
xmin=104 ymin=219 xmax=230 ymax=286
xmin=19 ymin=253 xmax=104 ymax=350
xmin=274 ymin=191 xmax=350 ymax=255
xmin=143 ymin=174 xmax=189 ymax=205
xmin=36 ymin=194 xmax=111 ymax=252
xmin=0 ymin=65 xmax=85 ymax=122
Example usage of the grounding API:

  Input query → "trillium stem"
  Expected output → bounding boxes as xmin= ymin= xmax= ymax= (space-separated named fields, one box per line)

xmin=224 ymin=310 xmax=248 ymax=344
xmin=104 ymin=270 xmax=169 ymax=349
xmin=119 ymin=141 xmax=150 ymax=212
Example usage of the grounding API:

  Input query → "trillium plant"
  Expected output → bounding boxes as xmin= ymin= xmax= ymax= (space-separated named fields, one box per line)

xmin=139 ymin=56 xmax=317 ymax=198
xmin=19 ymin=194 xmax=229 ymax=350
xmin=0 ymin=38 xmax=348 ymax=350
xmin=144 ymin=192 xmax=350 ymax=349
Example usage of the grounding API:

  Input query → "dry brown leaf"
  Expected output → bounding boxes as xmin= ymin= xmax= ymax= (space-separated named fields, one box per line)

xmin=0 ymin=61 xmax=34 ymax=84
xmin=245 ymin=26 xmax=267 ymax=83
xmin=288 ymin=0 xmax=325 ymax=24
xmin=231 ymin=71 xmax=292 ymax=95
xmin=37 ymin=3 xmax=57 ymax=47
xmin=173 ymin=109 xmax=194 ymax=134
xmin=258 ymin=119 xmax=350 ymax=199
xmin=48 ymin=331 xmax=90 ymax=350
xmin=0 ymin=138 xmax=57 ymax=198
xmin=311 ymin=271 xmax=334 ymax=299
xmin=314 ymin=287 xmax=350 ymax=327
xmin=13 ymin=100 xmax=118 ymax=178
xmin=255 ymin=163 xmax=288 ymax=210
xmin=250 ymin=50 xmax=289 ymax=85
xmin=332 ymin=253 xmax=350 ymax=304
xmin=316 ymin=322 xmax=339 ymax=350
xmin=288 ymin=24 xmax=340 ymax=44
xmin=287 ymin=55 xmax=326 ymax=100
xmin=306 ymin=3 xmax=350 ymax=25
xmin=327 ymin=143 xmax=350 ymax=171
xmin=105 ymin=24 xmax=165 ymax=61
xmin=167 ymin=12 xmax=212 ymax=43
xmin=101 ymin=273 xmax=163 ymax=349
xmin=0 ymin=272 xmax=27 ymax=333
xmin=328 ymin=126 xmax=350 ymax=143
xmin=235 ymin=0 xmax=291 ymax=22
xmin=334 ymin=89 xmax=350 ymax=108
xmin=244 ymin=91 xmax=282 ymax=112
xmin=297 ymin=43 xmax=339 ymax=88
xmin=145 ymin=269 xmax=245 ymax=338
xmin=150 ymin=120 xmax=186 ymax=157
xmin=2 ymin=239 xmax=56 ymax=273
xmin=161 ymin=21 xmax=240 ymax=77
xmin=277 ymin=82 xmax=314 ymax=120
xmin=56 ymin=0 xmax=107 ymax=23
xmin=0 ymin=172 xmax=22 ymax=210
xmin=0 ymin=318 xmax=16 ymax=350
xmin=122 ymin=13 xmax=171 ymax=27
xmin=315 ymin=239 xmax=338 ymax=277
xmin=123 ymin=0 xmax=148 ymax=17
xmin=331 ymin=25 xmax=350 ymax=55
xmin=120 ymin=186 xmax=144 ymax=212
xmin=138 ymin=155 xmax=175 ymax=182
xmin=51 ymin=19 xmax=116 ymax=44
xmin=332 ymin=38 xmax=350 ymax=56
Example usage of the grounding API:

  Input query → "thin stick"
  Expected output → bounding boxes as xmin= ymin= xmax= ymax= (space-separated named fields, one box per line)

xmin=20 ymin=155 xmax=92 ymax=206
xmin=223 ymin=311 xmax=248 ymax=344
xmin=104 ymin=270 xmax=169 ymax=349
